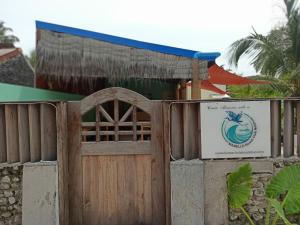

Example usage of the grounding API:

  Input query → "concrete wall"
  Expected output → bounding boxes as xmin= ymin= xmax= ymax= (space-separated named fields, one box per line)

xmin=170 ymin=160 xmax=204 ymax=225
xmin=22 ymin=162 xmax=58 ymax=225
xmin=170 ymin=158 xmax=300 ymax=225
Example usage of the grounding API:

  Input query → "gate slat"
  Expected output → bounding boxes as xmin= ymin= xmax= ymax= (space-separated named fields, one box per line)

xmin=0 ymin=105 xmax=7 ymax=163
xmin=18 ymin=105 xmax=30 ymax=163
xmin=171 ymin=104 xmax=184 ymax=159
xmin=28 ymin=104 xmax=41 ymax=162
xmin=271 ymin=100 xmax=281 ymax=157
xmin=283 ymin=100 xmax=294 ymax=157
xmin=183 ymin=103 xmax=198 ymax=160
xmin=5 ymin=105 xmax=19 ymax=163
xmin=41 ymin=104 xmax=57 ymax=161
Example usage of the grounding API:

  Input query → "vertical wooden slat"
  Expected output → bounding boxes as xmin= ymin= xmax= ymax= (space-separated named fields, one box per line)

xmin=132 ymin=106 xmax=137 ymax=141
xmin=5 ymin=105 xmax=19 ymax=163
xmin=271 ymin=100 xmax=281 ymax=157
xmin=114 ymin=99 xmax=119 ymax=141
xmin=18 ymin=105 xmax=30 ymax=163
xmin=297 ymin=101 xmax=300 ymax=157
xmin=0 ymin=106 xmax=6 ymax=163
xmin=283 ymin=100 xmax=294 ymax=157
xmin=96 ymin=105 xmax=100 ymax=142
xmin=183 ymin=103 xmax=198 ymax=160
xmin=57 ymin=102 xmax=69 ymax=225
xmin=28 ymin=104 xmax=41 ymax=162
xmin=170 ymin=104 xmax=184 ymax=159
xmin=40 ymin=103 xmax=57 ymax=161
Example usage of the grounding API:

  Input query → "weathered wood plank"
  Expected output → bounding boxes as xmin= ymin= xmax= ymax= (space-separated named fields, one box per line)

xmin=119 ymin=106 xmax=133 ymax=122
xmin=198 ymin=103 xmax=202 ymax=159
xmin=95 ymin=105 xmax=100 ymax=142
xmin=136 ymin=155 xmax=152 ymax=224
xmin=5 ymin=105 xmax=19 ymax=163
xmin=18 ymin=105 xmax=30 ymax=163
xmin=68 ymin=102 xmax=83 ymax=225
xmin=271 ymin=100 xmax=281 ymax=157
xmin=283 ymin=100 xmax=294 ymax=157
xmin=114 ymin=99 xmax=119 ymax=141
xmin=81 ymin=141 xmax=152 ymax=155
xmin=82 ymin=130 xmax=151 ymax=136
xmin=28 ymin=104 xmax=41 ymax=162
xmin=81 ymin=87 xmax=151 ymax=115
xmin=163 ymin=102 xmax=171 ymax=225
xmin=57 ymin=102 xmax=69 ymax=225
xmin=151 ymin=101 xmax=165 ymax=225
xmin=132 ymin=106 xmax=137 ymax=141
xmin=99 ymin=105 xmax=114 ymax=123
xmin=40 ymin=103 xmax=57 ymax=161
xmin=170 ymin=103 xmax=184 ymax=159
xmin=183 ymin=103 xmax=198 ymax=160
xmin=0 ymin=106 xmax=7 ymax=163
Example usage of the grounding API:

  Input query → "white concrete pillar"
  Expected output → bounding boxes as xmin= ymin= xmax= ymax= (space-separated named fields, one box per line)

xmin=22 ymin=162 xmax=58 ymax=225
xmin=170 ymin=159 xmax=204 ymax=225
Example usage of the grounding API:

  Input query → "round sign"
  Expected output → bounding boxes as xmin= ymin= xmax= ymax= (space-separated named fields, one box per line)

xmin=221 ymin=111 xmax=257 ymax=148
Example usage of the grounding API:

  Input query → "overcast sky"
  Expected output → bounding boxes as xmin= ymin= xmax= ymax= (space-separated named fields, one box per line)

xmin=1 ymin=0 xmax=285 ymax=75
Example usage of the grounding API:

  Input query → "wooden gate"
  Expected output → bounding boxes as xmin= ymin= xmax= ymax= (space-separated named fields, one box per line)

xmin=66 ymin=88 xmax=166 ymax=225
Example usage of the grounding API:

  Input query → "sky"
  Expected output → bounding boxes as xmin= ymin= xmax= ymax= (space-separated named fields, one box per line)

xmin=1 ymin=0 xmax=285 ymax=76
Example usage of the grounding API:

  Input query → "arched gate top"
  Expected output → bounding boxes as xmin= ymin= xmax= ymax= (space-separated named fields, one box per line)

xmin=80 ymin=87 xmax=151 ymax=115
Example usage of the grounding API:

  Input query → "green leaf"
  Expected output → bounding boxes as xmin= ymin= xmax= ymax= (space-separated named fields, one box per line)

xmin=227 ymin=163 xmax=253 ymax=209
xmin=266 ymin=164 xmax=300 ymax=198
xmin=284 ymin=181 xmax=300 ymax=214
xmin=266 ymin=164 xmax=300 ymax=215
xmin=268 ymin=198 xmax=297 ymax=225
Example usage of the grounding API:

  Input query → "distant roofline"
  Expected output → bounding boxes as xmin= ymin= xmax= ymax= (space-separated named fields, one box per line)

xmin=36 ymin=20 xmax=220 ymax=61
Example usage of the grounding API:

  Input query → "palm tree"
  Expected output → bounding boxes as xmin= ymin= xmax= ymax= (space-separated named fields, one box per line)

xmin=227 ymin=0 xmax=300 ymax=96
xmin=0 ymin=20 xmax=19 ymax=46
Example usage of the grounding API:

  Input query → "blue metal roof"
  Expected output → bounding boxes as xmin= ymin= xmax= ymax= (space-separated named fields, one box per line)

xmin=36 ymin=20 xmax=220 ymax=61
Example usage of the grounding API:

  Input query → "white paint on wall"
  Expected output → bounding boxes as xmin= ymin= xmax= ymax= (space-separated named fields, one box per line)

xmin=171 ymin=160 xmax=204 ymax=225
xmin=22 ymin=162 xmax=58 ymax=225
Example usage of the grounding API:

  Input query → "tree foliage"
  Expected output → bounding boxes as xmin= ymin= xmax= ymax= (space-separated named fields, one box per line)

xmin=0 ymin=20 xmax=19 ymax=45
xmin=227 ymin=0 xmax=300 ymax=96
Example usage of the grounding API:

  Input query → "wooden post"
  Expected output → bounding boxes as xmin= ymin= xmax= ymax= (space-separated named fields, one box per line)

xmin=180 ymin=80 xmax=186 ymax=100
xmin=283 ymin=100 xmax=294 ymax=157
xmin=162 ymin=102 xmax=171 ymax=225
xmin=57 ymin=102 xmax=69 ymax=225
xmin=0 ymin=105 xmax=6 ymax=163
xmin=271 ymin=100 xmax=281 ymax=157
xmin=191 ymin=59 xmax=201 ymax=100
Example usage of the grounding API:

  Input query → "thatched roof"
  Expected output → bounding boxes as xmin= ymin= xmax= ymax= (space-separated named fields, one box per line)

xmin=0 ymin=48 xmax=34 ymax=86
xmin=36 ymin=21 xmax=220 ymax=81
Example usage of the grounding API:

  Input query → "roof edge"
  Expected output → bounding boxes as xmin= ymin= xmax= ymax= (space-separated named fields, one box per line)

xmin=36 ymin=20 xmax=220 ymax=61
